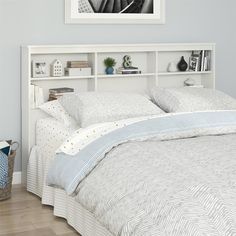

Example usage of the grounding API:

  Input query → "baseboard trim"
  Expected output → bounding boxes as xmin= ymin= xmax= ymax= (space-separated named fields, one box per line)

xmin=13 ymin=172 xmax=22 ymax=185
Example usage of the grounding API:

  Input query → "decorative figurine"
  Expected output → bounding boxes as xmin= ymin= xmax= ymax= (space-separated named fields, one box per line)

xmin=51 ymin=59 xmax=63 ymax=77
xmin=122 ymin=55 xmax=138 ymax=70
xmin=177 ymin=56 xmax=188 ymax=71
xmin=167 ymin=62 xmax=178 ymax=72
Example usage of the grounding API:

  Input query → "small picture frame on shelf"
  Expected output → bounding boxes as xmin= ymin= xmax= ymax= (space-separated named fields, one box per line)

xmin=189 ymin=54 xmax=200 ymax=72
xmin=32 ymin=61 xmax=48 ymax=78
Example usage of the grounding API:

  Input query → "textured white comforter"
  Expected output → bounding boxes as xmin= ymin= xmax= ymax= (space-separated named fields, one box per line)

xmin=47 ymin=112 xmax=236 ymax=235
xmin=76 ymin=134 xmax=236 ymax=236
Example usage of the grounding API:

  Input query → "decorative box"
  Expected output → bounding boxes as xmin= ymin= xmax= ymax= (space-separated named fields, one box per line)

xmin=65 ymin=67 xmax=92 ymax=77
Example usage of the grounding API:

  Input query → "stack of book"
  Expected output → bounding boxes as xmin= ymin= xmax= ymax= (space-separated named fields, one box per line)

xmin=189 ymin=50 xmax=211 ymax=72
xmin=48 ymin=87 xmax=74 ymax=101
xmin=116 ymin=67 xmax=142 ymax=75
xmin=67 ymin=61 xmax=89 ymax=68
xmin=65 ymin=61 xmax=92 ymax=77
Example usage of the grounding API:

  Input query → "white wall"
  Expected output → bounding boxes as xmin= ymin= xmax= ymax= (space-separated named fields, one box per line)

xmin=0 ymin=0 xmax=236 ymax=171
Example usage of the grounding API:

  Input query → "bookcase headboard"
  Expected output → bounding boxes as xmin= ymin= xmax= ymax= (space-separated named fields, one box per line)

xmin=21 ymin=43 xmax=216 ymax=184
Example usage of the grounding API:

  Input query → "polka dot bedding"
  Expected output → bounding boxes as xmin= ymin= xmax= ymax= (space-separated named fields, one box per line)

xmin=27 ymin=118 xmax=75 ymax=196
xmin=36 ymin=118 xmax=73 ymax=154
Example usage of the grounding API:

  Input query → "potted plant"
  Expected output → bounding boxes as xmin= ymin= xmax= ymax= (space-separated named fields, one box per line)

xmin=104 ymin=57 xmax=116 ymax=75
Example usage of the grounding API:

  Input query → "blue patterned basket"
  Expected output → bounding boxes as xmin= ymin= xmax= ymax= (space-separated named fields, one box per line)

xmin=0 ymin=151 xmax=16 ymax=201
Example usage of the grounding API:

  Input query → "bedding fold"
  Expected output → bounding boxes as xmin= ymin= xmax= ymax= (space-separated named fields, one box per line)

xmin=47 ymin=111 xmax=236 ymax=195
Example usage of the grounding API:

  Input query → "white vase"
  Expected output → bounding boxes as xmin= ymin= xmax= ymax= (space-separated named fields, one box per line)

xmin=167 ymin=62 xmax=178 ymax=72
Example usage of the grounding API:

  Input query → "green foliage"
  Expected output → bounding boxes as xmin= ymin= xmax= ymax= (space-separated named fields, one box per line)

xmin=104 ymin=57 xmax=116 ymax=68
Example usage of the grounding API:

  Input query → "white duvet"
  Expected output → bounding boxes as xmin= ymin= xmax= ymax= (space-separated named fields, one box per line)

xmin=48 ymin=112 xmax=236 ymax=236
xmin=75 ymin=134 xmax=236 ymax=235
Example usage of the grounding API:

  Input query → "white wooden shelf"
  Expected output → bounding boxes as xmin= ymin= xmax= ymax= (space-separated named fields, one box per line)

xmin=30 ymin=71 xmax=213 ymax=81
xmin=158 ymin=71 xmax=213 ymax=76
xmin=97 ymin=73 xmax=155 ymax=79
xmin=31 ymin=75 xmax=95 ymax=81
xmin=30 ymin=74 xmax=157 ymax=82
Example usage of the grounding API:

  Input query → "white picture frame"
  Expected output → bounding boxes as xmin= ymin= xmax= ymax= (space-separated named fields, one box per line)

xmin=32 ymin=61 xmax=48 ymax=78
xmin=65 ymin=0 xmax=165 ymax=24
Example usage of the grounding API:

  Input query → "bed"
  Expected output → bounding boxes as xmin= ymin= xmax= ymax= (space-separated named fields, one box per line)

xmin=27 ymin=88 xmax=236 ymax=236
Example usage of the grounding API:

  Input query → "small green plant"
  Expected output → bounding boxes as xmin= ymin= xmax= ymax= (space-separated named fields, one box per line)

xmin=104 ymin=57 xmax=116 ymax=68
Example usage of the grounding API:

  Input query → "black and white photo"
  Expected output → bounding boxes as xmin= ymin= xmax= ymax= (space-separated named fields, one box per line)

xmin=65 ymin=0 xmax=165 ymax=24
xmin=78 ymin=0 xmax=153 ymax=14
xmin=32 ymin=61 xmax=48 ymax=78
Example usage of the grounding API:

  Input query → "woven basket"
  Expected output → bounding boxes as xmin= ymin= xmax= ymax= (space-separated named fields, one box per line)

xmin=0 ymin=151 xmax=16 ymax=201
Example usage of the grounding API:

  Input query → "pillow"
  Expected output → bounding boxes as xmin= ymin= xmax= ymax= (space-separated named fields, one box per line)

xmin=39 ymin=100 xmax=78 ymax=128
xmin=151 ymin=87 xmax=236 ymax=113
xmin=59 ymin=92 xmax=164 ymax=127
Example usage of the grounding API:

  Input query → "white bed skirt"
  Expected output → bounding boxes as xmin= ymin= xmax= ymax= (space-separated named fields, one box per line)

xmin=27 ymin=150 xmax=113 ymax=236
xmin=27 ymin=185 xmax=112 ymax=236
xmin=27 ymin=118 xmax=113 ymax=236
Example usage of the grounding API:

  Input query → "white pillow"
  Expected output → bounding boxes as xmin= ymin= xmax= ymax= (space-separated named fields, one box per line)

xmin=59 ymin=92 xmax=164 ymax=127
xmin=39 ymin=100 xmax=78 ymax=128
xmin=151 ymin=87 xmax=236 ymax=113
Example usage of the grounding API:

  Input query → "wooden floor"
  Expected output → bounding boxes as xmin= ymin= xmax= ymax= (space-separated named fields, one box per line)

xmin=0 ymin=185 xmax=80 ymax=236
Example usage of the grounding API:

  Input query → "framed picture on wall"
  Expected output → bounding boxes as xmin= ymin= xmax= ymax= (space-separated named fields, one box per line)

xmin=65 ymin=0 xmax=165 ymax=24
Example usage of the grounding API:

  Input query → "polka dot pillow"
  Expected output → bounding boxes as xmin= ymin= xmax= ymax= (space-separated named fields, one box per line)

xmin=39 ymin=100 xmax=78 ymax=129
xmin=151 ymin=87 xmax=236 ymax=113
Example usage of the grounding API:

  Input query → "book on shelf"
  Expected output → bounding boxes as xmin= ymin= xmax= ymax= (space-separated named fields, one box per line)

xmin=203 ymin=56 xmax=208 ymax=71
xmin=49 ymin=87 xmax=74 ymax=94
xmin=48 ymin=93 xmax=75 ymax=101
xmin=30 ymin=84 xmax=44 ymax=109
xmin=48 ymin=94 xmax=62 ymax=101
xmin=116 ymin=67 xmax=142 ymax=74
xmin=48 ymin=87 xmax=74 ymax=101
xmin=204 ymin=51 xmax=211 ymax=71
xmin=200 ymin=50 xmax=205 ymax=71
xmin=30 ymin=84 xmax=35 ymax=109
xmin=67 ymin=61 xmax=89 ymax=68
xmin=35 ymin=85 xmax=44 ymax=108
xmin=189 ymin=50 xmax=210 ymax=72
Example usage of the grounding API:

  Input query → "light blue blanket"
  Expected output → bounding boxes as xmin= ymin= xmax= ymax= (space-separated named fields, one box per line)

xmin=47 ymin=111 xmax=236 ymax=195
xmin=0 ymin=151 xmax=8 ymax=189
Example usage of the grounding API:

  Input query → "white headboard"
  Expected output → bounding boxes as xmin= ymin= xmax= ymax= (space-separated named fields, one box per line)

xmin=21 ymin=43 xmax=216 ymax=184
